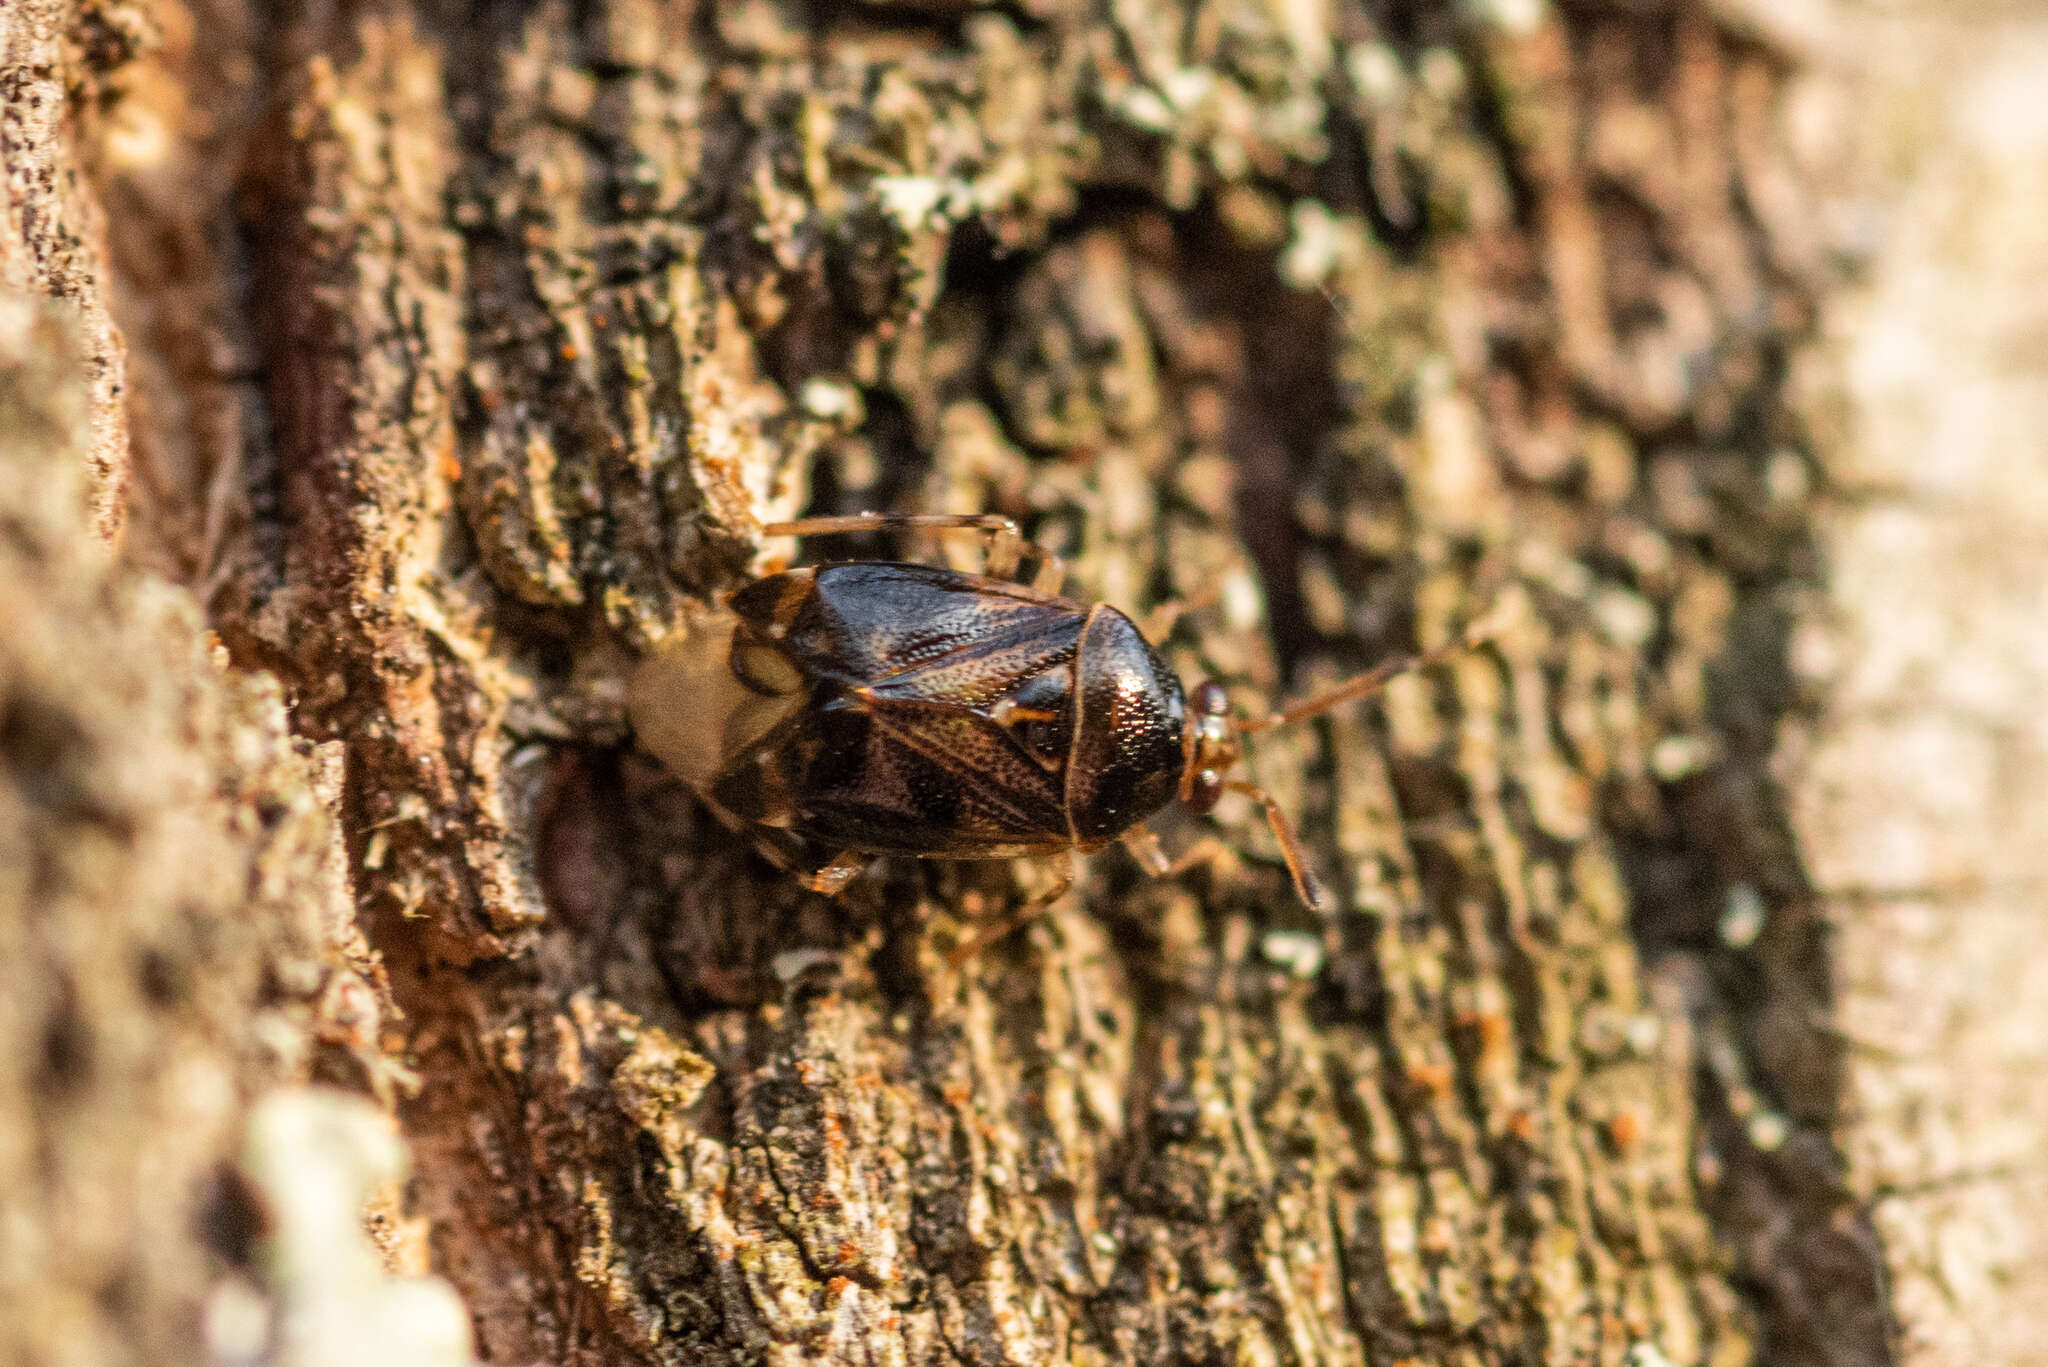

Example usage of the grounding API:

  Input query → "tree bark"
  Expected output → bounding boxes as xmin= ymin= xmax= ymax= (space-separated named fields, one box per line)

xmin=1793 ymin=7 xmax=2048 ymax=1363
xmin=0 ymin=0 xmax=1931 ymax=1365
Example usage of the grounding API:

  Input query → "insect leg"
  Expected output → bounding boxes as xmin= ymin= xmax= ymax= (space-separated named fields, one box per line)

xmin=1221 ymin=780 xmax=1330 ymax=912
xmin=1121 ymin=826 xmax=1239 ymax=881
xmin=1026 ymin=544 xmax=1068 ymax=594
xmin=1137 ymin=580 xmax=1223 ymax=645
xmin=944 ymin=856 xmax=1077 ymax=969
xmin=800 ymin=850 xmax=873 ymax=897
xmin=762 ymin=514 xmax=1061 ymax=587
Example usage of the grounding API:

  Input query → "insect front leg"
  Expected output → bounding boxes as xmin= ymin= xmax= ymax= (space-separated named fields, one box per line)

xmin=762 ymin=514 xmax=1065 ymax=590
xmin=944 ymin=855 xmax=1077 ymax=969
xmin=1223 ymin=780 xmax=1329 ymax=911
xmin=1121 ymin=826 xmax=1240 ymax=882
xmin=1136 ymin=580 xmax=1224 ymax=645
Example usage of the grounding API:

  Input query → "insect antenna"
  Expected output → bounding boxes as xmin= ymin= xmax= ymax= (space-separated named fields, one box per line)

xmin=1235 ymin=608 xmax=1504 ymax=736
xmin=1210 ymin=605 xmax=1505 ymax=910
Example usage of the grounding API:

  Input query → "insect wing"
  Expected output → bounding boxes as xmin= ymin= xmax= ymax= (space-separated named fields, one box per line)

xmin=731 ymin=563 xmax=1086 ymax=707
xmin=724 ymin=561 xmax=1091 ymax=856
xmin=778 ymin=693 xmax=1073 ymax=857
xmin=628 ymin=607 xmax=805 ymax=796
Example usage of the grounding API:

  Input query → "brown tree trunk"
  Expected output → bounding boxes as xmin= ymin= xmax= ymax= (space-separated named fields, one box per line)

xmin=0 ymin=0 xmax=1949 ymax=1364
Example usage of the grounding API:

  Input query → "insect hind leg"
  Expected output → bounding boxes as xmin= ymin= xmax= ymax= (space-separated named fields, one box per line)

xmin=944 ymin=856 xmax=1077 ymax=969
xmin=763 ymin=514 xmax=1064 ymax=590
xmin=739 ymin=827 xmax=874 ymax=898
xmin=799 ymin=849 xmax=874 ymax=897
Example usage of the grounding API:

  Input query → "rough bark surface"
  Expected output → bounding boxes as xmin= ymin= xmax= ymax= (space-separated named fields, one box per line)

xmin=0 ymin=0 xmax=1955 ymax=1365
xmin=1798 ymin=5 xmax=2048 ymax=1363
xmin=0 ymin=0 xmax=130 ymax=536
xmin=0 ymin=269 xmax=449 ymax=1363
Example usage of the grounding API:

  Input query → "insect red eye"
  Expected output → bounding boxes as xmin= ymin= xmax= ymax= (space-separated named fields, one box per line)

xmin=1185 ymin=768 xmax=1224 ymax=812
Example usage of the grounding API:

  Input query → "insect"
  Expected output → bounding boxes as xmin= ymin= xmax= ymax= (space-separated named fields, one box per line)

xmin=629 ymin=512 xmax=1488 ymax=957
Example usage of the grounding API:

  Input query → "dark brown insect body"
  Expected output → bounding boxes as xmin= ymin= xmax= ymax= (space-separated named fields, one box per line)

xmin=630 ymin=514 xmax=1485 ymax=932
xmin=716 ymin=561 xmax=1183 ymax=859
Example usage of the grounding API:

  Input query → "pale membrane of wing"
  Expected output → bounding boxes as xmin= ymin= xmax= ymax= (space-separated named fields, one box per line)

xmin=627 ymin=609 xmax=806 ymax=795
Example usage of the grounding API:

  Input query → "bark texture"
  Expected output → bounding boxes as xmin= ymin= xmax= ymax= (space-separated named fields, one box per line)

xmin=1799 ymin=6 xmax=2048 ymax=1362
xmin=0 ymin=0 xmax=1928 ymax=1365
xmin=0 ymin=254 xmax=454 ymax=1363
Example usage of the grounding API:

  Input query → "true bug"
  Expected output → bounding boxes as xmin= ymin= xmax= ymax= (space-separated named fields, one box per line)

xmin=629 ymin=513 xmax=1487 ymax=955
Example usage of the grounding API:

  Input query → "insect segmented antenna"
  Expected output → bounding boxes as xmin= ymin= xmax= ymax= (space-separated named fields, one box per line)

xmin=1179 ymin=603 xmax=1510 ymax=911
xmin=1236 ymin=606 xmax=1508 ymax=735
